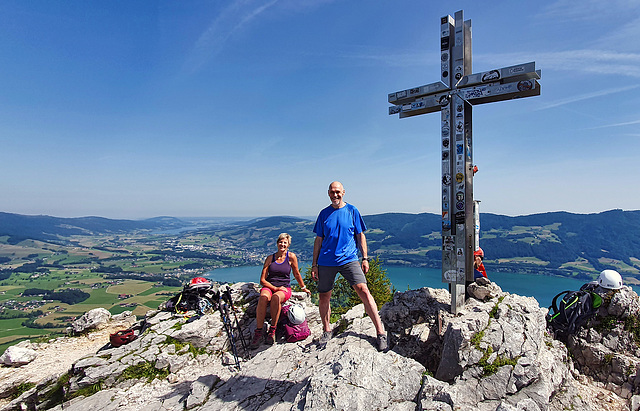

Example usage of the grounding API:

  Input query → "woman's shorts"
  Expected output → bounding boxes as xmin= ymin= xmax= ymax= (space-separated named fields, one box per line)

xmin=260 ymin=287 xmax=292 ymax=302
xmin=317 ymin=261 xmax=366 ymax=294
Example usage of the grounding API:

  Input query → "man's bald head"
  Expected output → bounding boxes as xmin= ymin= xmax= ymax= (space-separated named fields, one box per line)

xmin=328 ymin=181 xmax=346 ymax=208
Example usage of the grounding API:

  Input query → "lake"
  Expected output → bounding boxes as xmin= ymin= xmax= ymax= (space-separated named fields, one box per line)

xmin=205 ymin=264 xmax=638 ymax=308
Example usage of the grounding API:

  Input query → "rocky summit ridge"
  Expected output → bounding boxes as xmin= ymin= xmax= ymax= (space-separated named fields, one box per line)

xmin=1 ymin=281 xmax=639 ymax=411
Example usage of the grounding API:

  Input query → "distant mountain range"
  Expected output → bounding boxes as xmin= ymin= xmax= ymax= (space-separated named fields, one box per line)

xmin=0 ymin=212 xmax=188 ymax=244
xmin=362 ymin=210 xmax=640 ymax=278
xmin=1 ymin=210 xmax=639 ymax=278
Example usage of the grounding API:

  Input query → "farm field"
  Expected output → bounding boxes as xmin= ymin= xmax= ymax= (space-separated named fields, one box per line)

xmin=0 ymin=277 xmax=182 ymax=353
xmin=0 ymin=229 xmax=238 ymax=354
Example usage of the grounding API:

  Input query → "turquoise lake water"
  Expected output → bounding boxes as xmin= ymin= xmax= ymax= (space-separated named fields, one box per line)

xmin=205 ymin=265 xmax=638 ymax=309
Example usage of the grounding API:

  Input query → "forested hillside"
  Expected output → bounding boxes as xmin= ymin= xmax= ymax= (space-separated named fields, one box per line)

xmin=0 ymin=213 xmax=188 ymax=244
xmin=221 ymin=210 xmax=640 ymax=279
xmin=363 ymin=209 xmax=640 ymax=279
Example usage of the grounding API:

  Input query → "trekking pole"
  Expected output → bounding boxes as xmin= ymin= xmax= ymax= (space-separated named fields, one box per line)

xmin=217 ymin=290 xmax=242 ymax=370
xmin=222 ymin=286 xmax=249 ymax=353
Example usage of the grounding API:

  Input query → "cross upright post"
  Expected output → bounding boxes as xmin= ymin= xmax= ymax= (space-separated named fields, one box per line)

xmin=388 ymin=10 xmax=541 ymax=314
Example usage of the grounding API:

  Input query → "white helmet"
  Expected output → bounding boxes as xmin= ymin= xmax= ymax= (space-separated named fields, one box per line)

xmin=598 ymin=269 xmax=623 ymax=290
xmin=287 ymin=304 xmax=306 ymax=325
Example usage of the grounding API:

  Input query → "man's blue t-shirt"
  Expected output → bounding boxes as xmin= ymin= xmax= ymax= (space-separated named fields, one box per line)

xmin=313 ymin=203 xmax=367 ymax=266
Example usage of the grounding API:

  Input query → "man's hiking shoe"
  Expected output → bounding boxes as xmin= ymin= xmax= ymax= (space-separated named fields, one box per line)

xmin=319 ymin=331 xmax=332 ymax=345
xmin=377 ymin=334 xmax=388 ymax=352
xmin=250 ymin=328 xmax=264 ymax=349
xmin=265 ymin=327 xmax=276 ymax=345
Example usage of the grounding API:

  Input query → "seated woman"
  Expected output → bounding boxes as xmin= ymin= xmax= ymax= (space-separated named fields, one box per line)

xmin=250 ymin=233 xmax=310 ymax=348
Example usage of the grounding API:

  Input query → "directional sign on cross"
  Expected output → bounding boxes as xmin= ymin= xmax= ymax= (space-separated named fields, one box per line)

xmin=388 ymin=10 xmax=541 ymax=314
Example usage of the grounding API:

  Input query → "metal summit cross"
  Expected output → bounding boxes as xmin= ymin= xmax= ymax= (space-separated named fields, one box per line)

xmin=388 ymin=10 xmax=541 ymax=314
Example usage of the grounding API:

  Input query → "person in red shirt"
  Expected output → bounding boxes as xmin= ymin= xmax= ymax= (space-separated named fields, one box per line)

xmin=474 ymin=248 xmax=488 ymax=280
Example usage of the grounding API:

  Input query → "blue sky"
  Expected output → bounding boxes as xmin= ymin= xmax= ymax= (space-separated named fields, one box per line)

xmin=1 ymin=0 xmax=638 ymax=219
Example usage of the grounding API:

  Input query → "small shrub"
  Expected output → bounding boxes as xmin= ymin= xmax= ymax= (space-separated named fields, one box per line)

xmin=594 ymin=315 xmax=619 ymax=332
xmin=120 ymin=361 xmax=170 ymax=383
xmin=604 ymin=353 xmax=614 ymax=364
xmin=10 ymin=382 xmax=36 ymax=400
xmin=33 ymin=334 xmax=53 ymax=344
xmin=489 ymin=296 xmax=505 ymax=319
xmin=478 ymin=346 xmax=519 ymax=376
xmin=164 ymin=336 xmax=188 ymax=352
xmin=594 ymin=314 xmax=640 ymax=347
xmin=39 ymin=372 xmax=71 ymax=406
xmin=623 ymin=315 xmax=640 ymax=345
xmin=470 ymin=329 xmax=485 ymax=349
xmin=73 ymin=381 xmax=103 ymax=398
xmin=164 ymin=336 xmax=207 ymax=357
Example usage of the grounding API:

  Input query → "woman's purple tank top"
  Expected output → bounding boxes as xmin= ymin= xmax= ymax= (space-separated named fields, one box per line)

xmin=267 ymin=251 xmax=291 ymax=288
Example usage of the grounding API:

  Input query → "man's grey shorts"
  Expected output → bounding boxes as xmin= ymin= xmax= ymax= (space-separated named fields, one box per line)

xmin=317 ymin=261 xmax=367 ymax=293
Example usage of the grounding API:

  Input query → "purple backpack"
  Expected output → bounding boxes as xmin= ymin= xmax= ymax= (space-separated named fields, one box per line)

xmin=283 ymin=320 xmax=310 ymax=343
xmin=279 ymin=305 xmax=311 ymax=343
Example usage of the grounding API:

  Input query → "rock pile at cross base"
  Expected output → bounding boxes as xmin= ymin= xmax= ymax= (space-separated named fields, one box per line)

xmin=1 ymin=281 xmax=637 ymax=411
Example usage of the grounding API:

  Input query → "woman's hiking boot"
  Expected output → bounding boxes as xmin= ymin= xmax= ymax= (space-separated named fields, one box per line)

xmin=250 ymin=328 xmax=263 ymax=349
xmin=265 ymin=326 xmax=277 ymax=345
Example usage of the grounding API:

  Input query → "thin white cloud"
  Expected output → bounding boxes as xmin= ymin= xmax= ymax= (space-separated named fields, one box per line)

xmin=314 ymin=46 xmax=640 ymax=78
xmin=535 ymin=84 xmax=640 ymax=110
xmin=183 ymin=0 xmax=279 ymax=74
xmin=538 ymin=0 xmax=640 ymax=22
xmin=295 ymin=43 xmax=437 ymax=69
xmin=587 ymin=119 xmax=640 ymax=130
xmin=476 ymin=49 xmax=640 ymax=78
xmin=592 ymin=17 xmax=640 ymax=52
xmin=235 ymin=0 xmax=278 ymax=30
xmin=182 ymin=0 xmax=338 ymax=74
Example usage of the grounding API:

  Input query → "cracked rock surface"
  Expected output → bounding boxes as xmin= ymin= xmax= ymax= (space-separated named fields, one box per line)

xmin=1 ymin=281 xmax=634 ymax=410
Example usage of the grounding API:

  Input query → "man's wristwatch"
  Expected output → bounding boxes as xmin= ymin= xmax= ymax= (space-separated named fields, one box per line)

xmin=362 ymin=257 xmax=369 ymax=261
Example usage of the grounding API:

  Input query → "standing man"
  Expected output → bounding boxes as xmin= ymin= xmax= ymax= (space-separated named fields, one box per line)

xmin=311 ymin=181 xmax=388 ymax=351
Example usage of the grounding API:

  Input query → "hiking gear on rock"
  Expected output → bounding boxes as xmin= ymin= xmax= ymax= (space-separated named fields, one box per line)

xmin=546 ymin=288 xmax=603 ymax=341
xmin=277 ymin=304 xmax=310 ymax=343
xmin=282 ymin=320 xmax=310 ymax=343
xmin=110 ymin=329 xmax=136 ymax=347
xmin=250 ymin=328 xmax=263 ymax=349
xmin=217 ymin=285 xmax=249 ymax=368
xmin=189 ymin=277 xmax=213 ymax=289
xmin=165 ymin=283 xmax=248 ymax=368
xmin=287 ymin=304 xmax=306 ymax=325
xmin=165 ymin=280 xmax=218 ymax=315
xmin=377 ymin=334 xmax=388 ymax=352
xmin=598 ymin=269 xmax=623 ymax=290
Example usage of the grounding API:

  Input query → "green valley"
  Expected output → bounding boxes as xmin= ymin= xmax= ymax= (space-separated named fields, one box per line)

xmin=1 ymin=209 xmax=640 ymax=353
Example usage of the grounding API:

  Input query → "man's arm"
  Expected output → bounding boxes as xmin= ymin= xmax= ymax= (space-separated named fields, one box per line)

xmin=311 ymin=236 xmax=323 ymax=280
xmin=356 ymin=232 xmax=369 ymax=274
